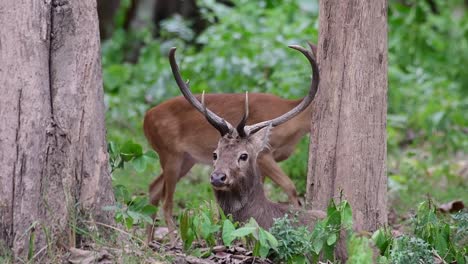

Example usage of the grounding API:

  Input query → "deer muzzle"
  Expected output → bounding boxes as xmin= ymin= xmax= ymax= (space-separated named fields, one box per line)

xmin=210 ymin=172 xmax=227 ymax=188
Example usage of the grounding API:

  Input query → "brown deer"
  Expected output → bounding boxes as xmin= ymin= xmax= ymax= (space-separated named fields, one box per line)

xmin=175 ymin=44 xmax=349 ymax=261
xmin=144 ymin=44 xmax=317 ymax=242
xmin=168 ymin=43 xmax=321 ymax=227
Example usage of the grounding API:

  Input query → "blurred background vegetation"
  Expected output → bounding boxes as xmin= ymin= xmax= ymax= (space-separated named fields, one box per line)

xmin=100 ymin=0 xmax=467 ymax=219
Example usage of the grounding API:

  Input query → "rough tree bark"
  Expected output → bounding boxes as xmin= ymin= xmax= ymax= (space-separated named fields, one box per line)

xmin=0 ymin=0 xmax=114 ymax=260
xmin=306 ymin=0 xmax=387 ymax=232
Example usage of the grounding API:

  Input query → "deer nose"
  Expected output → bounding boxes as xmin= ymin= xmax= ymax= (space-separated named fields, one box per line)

xmin=210 ymin=172 xmax=227 ymax=187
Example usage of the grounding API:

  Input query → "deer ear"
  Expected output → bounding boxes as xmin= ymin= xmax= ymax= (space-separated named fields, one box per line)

xmin=249 ymin=124 xmax=271 ymax=153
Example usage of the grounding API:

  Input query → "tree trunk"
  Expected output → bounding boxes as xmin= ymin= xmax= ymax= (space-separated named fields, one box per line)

xmin=0 ymin=0 xmax=114 ymax=260
xmin=306 ymin=0 xmax=387 ymax=232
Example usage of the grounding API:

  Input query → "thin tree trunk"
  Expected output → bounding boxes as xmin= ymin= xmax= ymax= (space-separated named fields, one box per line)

xmin=306 ymin=0 xmax=387 ymax=232
xmin=0 ymin=0 xmax=114 ymax=260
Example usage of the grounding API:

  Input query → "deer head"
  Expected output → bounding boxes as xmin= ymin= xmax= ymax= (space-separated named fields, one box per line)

xmin=168 ymin=44 xmax=319 ymax=192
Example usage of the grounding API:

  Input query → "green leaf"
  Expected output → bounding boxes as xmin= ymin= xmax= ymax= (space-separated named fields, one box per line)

xmin=132 ymin=156 xmax=146 ymax=172
xmin=371 ymin=228 xmax=392 ymax=256
xmin=222 ymin=219 xmax=236 ymax=246
xmin=340 ymin=201 xmax=353 ymax=229
xmin=144 ymin=150 xmax=158 ymax=159
xmin=141 ymin=204 xmax=158 ymax=215
xmin=264 ymin=230 xmax=279 ymax=249
xmin=127 ymin=210 xmax=142 ymax=222
xmin=259 ymin=244 xmax=270 ymax=259
xmin=179 ymin=211 xmax=195 ymax=250
xmin=120 ymin=140 xmax=143 ymax=161
xmin=103 ymin=64 xmax=131 ymax=92
xmin=347 ymin=234 xmax=374 ymax=264
xmin=327 ymin=233 xmax=337 ymax=246
xmin=312 ymin=238 xmax=324 ymax=254
xmin=231 ymin=226 xmax=256 ymax=238
xmin=125 ymin=216 xmax=134 ymax=229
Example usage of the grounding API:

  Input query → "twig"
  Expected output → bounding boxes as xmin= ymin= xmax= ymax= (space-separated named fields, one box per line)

xmin=30 ymin=245 xmax=48 ymax=262
xmin=82 ymin=220 xmax=149 ymax=248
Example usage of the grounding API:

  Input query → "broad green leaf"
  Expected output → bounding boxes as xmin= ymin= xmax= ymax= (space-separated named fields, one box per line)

xmin=132 ymin=156 xmax=146 ymax=172
xmin=312 ymin=238 xmax=324 ymax=254
xmin=264 ymin=230 xmax=279 ymax=249
xmin=222 ymin=220 xmax=236 ymax=246
xmin=372 ymin=228 xmax=392 ymax=256
xmin=144 ymin=150 xmax=158 ymax=159
xmin=120 ymin=140 xmax=143 ymax=161
xmin=231 ymin=226 xmax=256 ymax=238
xmin=347 ymin=235 xmax=374 ymax=264
xmin=127 ymin=210 xmax=142 ymax=222
xmin=327 ymin=233 xmax=337 ymax=246
xmin=340 ymin=201 xmax=353 ymax=229
xmin=141 ymin=204 xmax=158 ymax=215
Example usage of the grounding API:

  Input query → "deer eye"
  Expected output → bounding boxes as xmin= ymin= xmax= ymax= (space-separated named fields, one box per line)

xmin=239 ymin=153 xmax=248 ymax=161
xmin=213 ymin=153 xmax=218 ymax=160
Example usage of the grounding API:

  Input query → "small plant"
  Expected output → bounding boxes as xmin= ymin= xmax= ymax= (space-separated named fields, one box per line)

xmin=412 ymin=201 xmax=467 ymax=263
xmin=103 ymin=185 xmax=158 ymax=229
xmin=309 ymin=200 xmax=353 ymax=262
xmin=452 ymin=210 xmax=468 ymax=248
xmin=178 ymin=202 xmax=278 ymax=259
xmin=108 ymin=140 xmax=157 ymax=173
xmin=371 ymin=227 xmax=393 ymax=258
xmin=269 ymin=214 xmax=313 ymax=263
xmin=346 ymin=234 xmax=374 ymax=264
xmin=390 ymin=235 xmax=435 ymax=264
xmin=371 ymin=201 xmax=467 ymax=264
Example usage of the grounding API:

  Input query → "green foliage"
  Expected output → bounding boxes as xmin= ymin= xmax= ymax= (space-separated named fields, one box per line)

xmin=346 ymin=235 xmax=374 ymax=264
xmin=178 ymin=203 xmax=277 ymax=259
xmin=388 ymin=0 xmax=468 ymax=154
xmin=108 ymin=141 xmax=157 ymax=173
xmin=370 ymin=201 xmax=468 ymax=264
xmin=267 ymin=200 xmax=354 ymax=263
xmin=390 ymin=236 xmax=435 ymax=264
xmin=388 ymin=151 xmax=468 ymax=214
xmin=371 ymin=228 xmax=393 ymax=257
xmin=269 ymin=214 xmax=312 ymax=263
xmin=101 ymin=0 xmax=468 ymax=261
xmin=103 ymin=185 xmax=157 ymax=229
xmin=310 ymin=200 xmax=353 ymax=261
xmin=412 ymin=201 xmax=467 ymax=263
xmin=452 ymin=211 xmax=468 ymax=248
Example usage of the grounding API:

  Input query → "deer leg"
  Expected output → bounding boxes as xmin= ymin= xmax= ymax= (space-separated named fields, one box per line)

xmin=257 ymin=153 xmax=300 ymax=207
xmin=162 ymin=153 xmax=197 ymax=246
xmin=146 ymin=173 xmax=165 ymax=243
xmin=147 ymin=154 xmax=195 ymax=244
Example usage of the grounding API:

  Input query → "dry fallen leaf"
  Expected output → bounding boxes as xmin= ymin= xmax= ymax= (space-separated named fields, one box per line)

xmin=68 ymin=247 xmax=113 ymax=264
xmin=438 ymin=200 xmax=465 ymax=213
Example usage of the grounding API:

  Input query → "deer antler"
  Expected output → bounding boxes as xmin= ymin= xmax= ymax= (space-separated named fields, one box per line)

xmin=169 ymin=48 xmax=233 ymax=136
xmin=241 ymin=44 xmax=319 ymax=136
xmin=236 ymin=92 xmax=249 ymax=138
xmin=169 ymin=44 xmax=318 ymax=138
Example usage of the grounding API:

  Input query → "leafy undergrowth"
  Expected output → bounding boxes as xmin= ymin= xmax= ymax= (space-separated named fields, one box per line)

xmin=63 ymin=192 xmax=466 ymax=263
xmin=90 ymin=0 xmax=468 ymax=263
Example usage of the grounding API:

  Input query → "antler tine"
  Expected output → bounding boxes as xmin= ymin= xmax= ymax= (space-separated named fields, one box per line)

xmin=245 ymin=44 xmax=319 ymax=135
xmin=236 ymin=91 xmax=249 ymax=138
xmin=169 ymin=47 xmax=233 ymax=136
